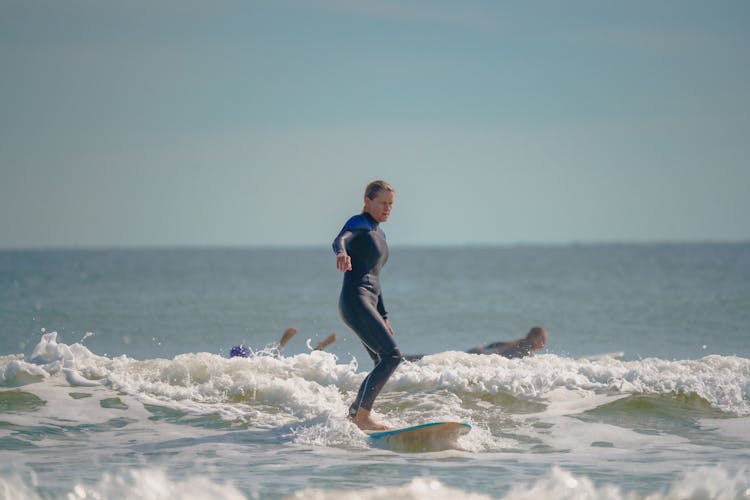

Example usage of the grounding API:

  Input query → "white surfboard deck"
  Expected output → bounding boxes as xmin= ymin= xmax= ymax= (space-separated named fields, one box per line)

xmin=365 ymin=421 xmax=471 ymax=452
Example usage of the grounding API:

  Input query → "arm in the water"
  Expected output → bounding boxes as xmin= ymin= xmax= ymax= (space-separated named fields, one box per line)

xmin=230 ymin=328 xmax=338 ymax=358
xmin=231 ymin=328 xmax=297 ymax=358
xmin=314 ymin=332 xmax=337 ymax=350
xmin=281 ymin=328 xmax=337 ymax=351
xmin=278 ymin=328 xmax=298 ymax=349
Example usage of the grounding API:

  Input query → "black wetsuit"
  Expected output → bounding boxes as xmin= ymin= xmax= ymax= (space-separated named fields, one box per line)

xmin=467 ymin=340 xmax=532 ymax=358
xmin=332 ymin=212 xmax=402 ymax=418
xmin=404 ymin=340 xmax=533 ymax=361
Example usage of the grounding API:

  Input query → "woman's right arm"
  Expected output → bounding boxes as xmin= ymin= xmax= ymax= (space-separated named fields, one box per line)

xmin=333 ymin=229 xmax=353 ymax=272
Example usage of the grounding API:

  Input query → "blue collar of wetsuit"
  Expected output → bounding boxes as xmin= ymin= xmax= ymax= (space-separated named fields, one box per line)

xmin=361 ymin=211 xmax=379 ymax=228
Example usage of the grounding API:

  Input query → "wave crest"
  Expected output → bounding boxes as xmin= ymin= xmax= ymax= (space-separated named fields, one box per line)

xmin=4 ymin=334 xmax=750 ymax=419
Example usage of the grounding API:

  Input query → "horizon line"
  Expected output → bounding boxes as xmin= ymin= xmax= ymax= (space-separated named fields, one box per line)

xmin=2 ymin=239 xmax=748 ymax=252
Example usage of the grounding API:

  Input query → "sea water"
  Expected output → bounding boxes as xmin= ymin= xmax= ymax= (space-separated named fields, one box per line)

xmin=1 ymin=245 xmax=749 ymax=499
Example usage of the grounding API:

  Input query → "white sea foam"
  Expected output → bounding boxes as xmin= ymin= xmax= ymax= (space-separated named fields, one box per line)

xmin=3 ymin=333 xmax=749 ymax=427
xmin=1 ymin=466 xmax=748 ymax=500
xmin=0 ymin=355 xmax=48 ymax=386
xmin=286 ymin=465 xmax=750 ymax=500
xmin=391 ymin=351 xmax=750 ymax=415
xmin=0 ymin=474 xmax=39 ymax=500
xmin=287 ymin=476 xmax=492 ymax=499
xmin=502 ymin=465 xmax=750 ymax=500
xmin=0 ymin=469 xmax=244 ymax=500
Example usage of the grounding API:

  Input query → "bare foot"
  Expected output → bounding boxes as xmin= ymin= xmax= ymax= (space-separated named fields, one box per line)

xmin=279 ymin=328 xmax=297 ymax=348
xmin=314 ymin=332 xmax=336 ymax=351
xmin=349 ymin=409 xmax=390 ymax=431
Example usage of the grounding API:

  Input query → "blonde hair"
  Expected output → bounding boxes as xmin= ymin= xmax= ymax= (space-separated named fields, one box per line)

xmin=364 ymin=180 xmax=395 ymax=200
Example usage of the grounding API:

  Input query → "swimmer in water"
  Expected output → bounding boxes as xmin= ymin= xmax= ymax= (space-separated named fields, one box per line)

xmin=333 ymin=180 xmax=401 ymax=431
xmin=403 ymin=327 xmax=548 ymax=361
xmin=229 ymin=328 xmax=337 ymax=358
xmin=234 ymin=325 xmax=546 ymax=361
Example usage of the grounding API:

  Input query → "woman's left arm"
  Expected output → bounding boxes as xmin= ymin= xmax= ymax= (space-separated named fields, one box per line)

xmin=378 ymin=294 xmax=394 ymax=336
xmin=384 ymin=319 xmax=395 ymax=336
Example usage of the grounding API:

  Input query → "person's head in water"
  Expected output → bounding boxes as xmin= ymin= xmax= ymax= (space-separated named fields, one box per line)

xmin=230 ymin=344 xmax=251 ymax=358
xmin=525 ymin=327 xmax=548 ymax=351
xmin=363 ymin=180 xmax=395 ymax=223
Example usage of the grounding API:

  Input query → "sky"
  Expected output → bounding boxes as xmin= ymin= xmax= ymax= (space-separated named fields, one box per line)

xmin=1 ymin=0 xmax=749 ymax=248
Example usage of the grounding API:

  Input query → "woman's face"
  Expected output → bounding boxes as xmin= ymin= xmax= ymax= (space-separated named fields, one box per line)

xmin=364 ymin=190 xmax=395 ymax=223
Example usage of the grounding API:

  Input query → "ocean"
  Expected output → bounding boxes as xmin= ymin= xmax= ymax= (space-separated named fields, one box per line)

xmin=1 ymin=244 xmax=749 ymax=499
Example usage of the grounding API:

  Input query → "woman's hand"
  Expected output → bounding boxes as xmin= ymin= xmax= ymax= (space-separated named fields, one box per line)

xmin=385 ymin=319 xmax=395 ymax=336
xmin=336 ymin=252 xmax=352 ymax=272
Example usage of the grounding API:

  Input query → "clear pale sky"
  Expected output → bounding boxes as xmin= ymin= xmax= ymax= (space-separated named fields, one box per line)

xmin=1 ymin=0 xmax=748 ymax=248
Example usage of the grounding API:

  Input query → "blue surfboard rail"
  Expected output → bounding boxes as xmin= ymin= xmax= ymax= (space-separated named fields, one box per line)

xmin=367 ymin=421 xmax=471 ymax=440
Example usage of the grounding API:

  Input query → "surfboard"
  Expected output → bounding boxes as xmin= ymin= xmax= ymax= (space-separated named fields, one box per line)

xmin=365 ymin=421 xmax=471 ymax=452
